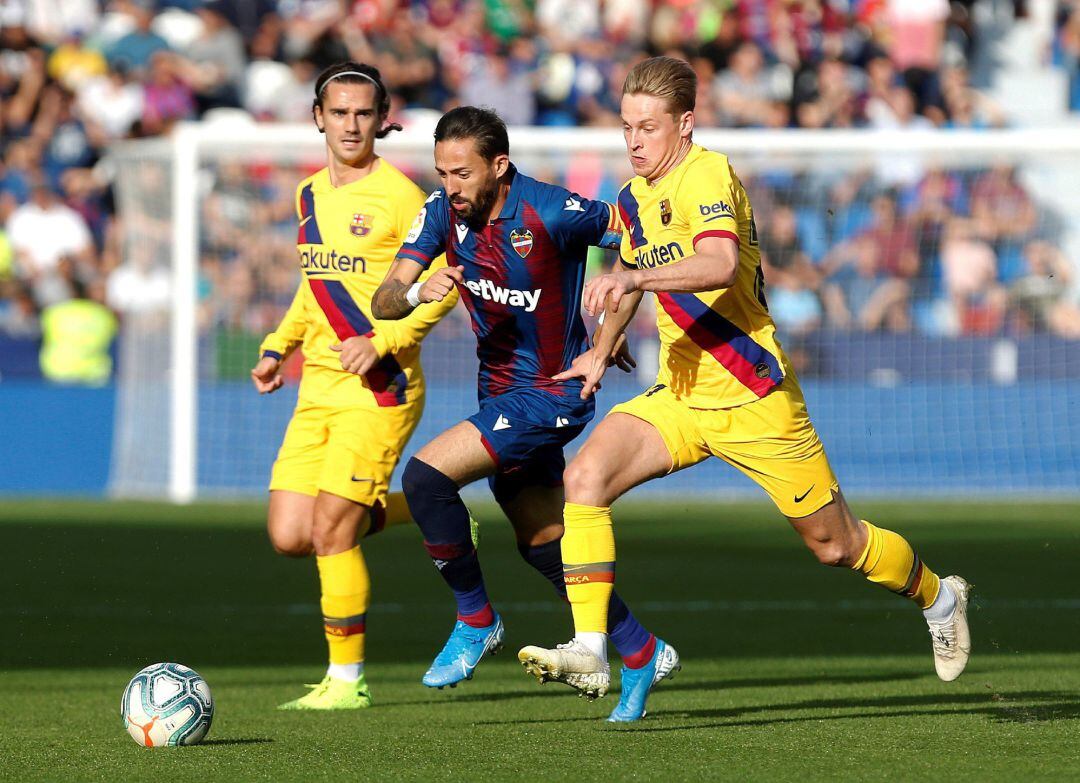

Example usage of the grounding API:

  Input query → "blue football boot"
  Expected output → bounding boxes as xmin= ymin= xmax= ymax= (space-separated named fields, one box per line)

xmin=422 ymin=614 xmax=505 ymax=689
xmin=607 ymin=638 xmax=681 ymax=722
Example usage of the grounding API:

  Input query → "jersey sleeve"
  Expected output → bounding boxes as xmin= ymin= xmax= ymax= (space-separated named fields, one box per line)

xmin=370 ymin=185 xmax=456 ymax=357
xmin=395 ymin=189 xmax=450 ymax=270
xmin=552 ymin=191 xmax=624 ymax=251
xmin=678 ymin=155 xmax=741 ymax=250
xmin=259 ymin=280 xmax=307 ymax=361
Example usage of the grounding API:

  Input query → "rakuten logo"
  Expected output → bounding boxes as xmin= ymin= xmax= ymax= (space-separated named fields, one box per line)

xmin=464 ymin=279 xmax=541 ymax=312
xmin=300 ymin=248 xmax=366 ymax=274
xmin=634 ymin=241 xmax=685 ymax=269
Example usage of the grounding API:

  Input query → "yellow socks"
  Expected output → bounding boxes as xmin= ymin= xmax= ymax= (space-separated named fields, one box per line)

xmin=561 ymin=503 xmax=616 ymax=634
xmin=316 ymin=545 xmax=370 ymax=666
xmin=853 ymin=521 xmax=940 ymax=609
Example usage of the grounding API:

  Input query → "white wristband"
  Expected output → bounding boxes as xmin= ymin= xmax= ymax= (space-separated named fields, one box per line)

xmin=405 ymin=282 xmax=423 ymax=308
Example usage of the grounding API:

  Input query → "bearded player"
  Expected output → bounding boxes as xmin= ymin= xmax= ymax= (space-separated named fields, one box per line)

xmin=372 ymin=106 xmax=678 ymax=704
xmin=251 ymin=62 xmax=457 ymax=710
xmin=519 ymin=57 xmax=971 ymax=721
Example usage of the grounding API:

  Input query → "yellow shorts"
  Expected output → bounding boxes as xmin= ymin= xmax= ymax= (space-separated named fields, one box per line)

xmin=269 ymin=400 xmax=422 ymax=507
xmin=609 ymin=378 xmax=838 ymax=518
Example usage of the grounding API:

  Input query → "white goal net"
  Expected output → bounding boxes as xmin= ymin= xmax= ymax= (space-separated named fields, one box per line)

xmin=107 ymin=124 xmax=1080 ymax=502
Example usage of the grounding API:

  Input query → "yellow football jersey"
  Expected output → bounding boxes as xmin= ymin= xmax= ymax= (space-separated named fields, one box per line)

xmin=260 ymin=160 xmax=456 ymax=408
xmin=617 ymin=143 xmax=787 ymax=409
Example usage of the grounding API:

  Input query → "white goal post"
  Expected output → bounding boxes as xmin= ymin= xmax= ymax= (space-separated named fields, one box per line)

xmin=107 ymin=124 xmax=1080 ymax=503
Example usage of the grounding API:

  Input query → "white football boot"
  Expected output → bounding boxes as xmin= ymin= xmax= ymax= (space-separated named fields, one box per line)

xmin=927 ymin=575 xmax=971 ymax=682
xmin=518 ymin=639 xmax=611 ymax=700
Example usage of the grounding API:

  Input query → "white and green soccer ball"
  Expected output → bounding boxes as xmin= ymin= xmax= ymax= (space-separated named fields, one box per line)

xmin=121 ymin=663 xmax=214 ymax=747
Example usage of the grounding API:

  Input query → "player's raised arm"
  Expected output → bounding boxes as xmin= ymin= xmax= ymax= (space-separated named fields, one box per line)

xmin=373 ymin=189 xmax=461 ymax=319
xmin=372 ymin=257 xmax=463 ymax=320
xmin=582 ymin=235 xmax=737 ymax=316
xmin=372 ymin=258 xmax=460 ymax=353
xmin=371 ymin=256 xmax=424 ymax=319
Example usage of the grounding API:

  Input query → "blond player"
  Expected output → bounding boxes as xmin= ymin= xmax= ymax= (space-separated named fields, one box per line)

xmin=519 ymin=57 xmax=971 ymax=722
xmin=251 ymin=61 xmax=456 ymax=710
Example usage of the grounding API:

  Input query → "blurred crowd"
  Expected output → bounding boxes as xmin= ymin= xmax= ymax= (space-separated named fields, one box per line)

xmin=744 ymin=163 xmax=1080 ymax=341
xmin=1 ymin=0 xmax=1079 ymax=385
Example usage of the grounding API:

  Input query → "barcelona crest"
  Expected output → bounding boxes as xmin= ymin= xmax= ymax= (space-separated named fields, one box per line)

xmin=350 ymin=213 xmax=373 ymax=237
xmin=510 ymin=227 xmax=534 ymax=258
xmin=659 ymin=199 xmax=672 ymax=226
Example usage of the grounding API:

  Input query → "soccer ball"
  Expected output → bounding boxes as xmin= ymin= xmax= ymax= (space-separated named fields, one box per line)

xmin=121 ymin=663 xmax=214 ymax=747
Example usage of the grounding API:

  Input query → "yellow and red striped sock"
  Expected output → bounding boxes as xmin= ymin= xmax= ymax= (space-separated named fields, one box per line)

xmin=852 ymin=521 xmax=940 ymax=609
xmin=561 ymin=503 xmax=616 ymax=634
xmin=316 ymin=545 xmax=370 ymax=666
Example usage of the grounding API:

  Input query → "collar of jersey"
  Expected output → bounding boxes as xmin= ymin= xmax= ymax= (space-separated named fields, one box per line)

xmin=493 ymin=163 xmax=524 ymax=222
xmin=314 ymin=159 xmax=388 ymax=192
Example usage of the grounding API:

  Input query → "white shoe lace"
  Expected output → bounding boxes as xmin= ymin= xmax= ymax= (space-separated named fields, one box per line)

xmin=928 ymin=617 xmax=958 ymax=660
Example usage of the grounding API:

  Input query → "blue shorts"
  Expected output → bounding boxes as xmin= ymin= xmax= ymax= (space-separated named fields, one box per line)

xmin=468 ymin=387 xmax=594 ymax=503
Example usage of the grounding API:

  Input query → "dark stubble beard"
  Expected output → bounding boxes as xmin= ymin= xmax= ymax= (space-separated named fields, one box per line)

xmin=455 ymin=175 xmax=499 ymax=229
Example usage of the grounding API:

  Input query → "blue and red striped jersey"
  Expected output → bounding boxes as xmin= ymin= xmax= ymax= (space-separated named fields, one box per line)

xmin=397 ymin=165 xmax=622 ymax=401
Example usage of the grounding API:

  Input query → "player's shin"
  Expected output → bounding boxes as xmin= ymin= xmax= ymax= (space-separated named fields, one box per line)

xmin=562 ymin=503 xmax=616 ymax=658
xmin=316 ymin=545 xmax=370 ymax=680
xmin=518 ymin=539 xmax=566 ymax=594
xmin=402 ymin=457 xmax=493 ymax=627
xmin=607 ymin=595 xmax=656 ymax=668
xmin=852 ymin=520 xmax=941 ymax=610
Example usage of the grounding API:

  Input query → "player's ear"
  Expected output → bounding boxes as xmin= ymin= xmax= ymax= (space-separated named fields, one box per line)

xmin=314 ymin=104 xmax=326 ymax=134
xmin=493 ymin=154 xmax=510 ymax=179
xmin=679 ymin=110 xmax=694 ymax=139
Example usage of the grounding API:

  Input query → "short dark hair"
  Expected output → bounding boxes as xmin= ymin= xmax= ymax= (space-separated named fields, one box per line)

xmin=312 ymin=61 xmax=402 ymax=139
xmin=433 ymin=106 xmax=509 ymax=161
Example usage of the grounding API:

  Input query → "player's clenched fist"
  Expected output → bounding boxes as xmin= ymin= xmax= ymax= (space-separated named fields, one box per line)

xmin=250 ymin=355 xmax=284 ymax=394
xmin=420 ymin=265 xmax=464 ymax=303
xmin=331 ymin=335 xmax=379 ymax=376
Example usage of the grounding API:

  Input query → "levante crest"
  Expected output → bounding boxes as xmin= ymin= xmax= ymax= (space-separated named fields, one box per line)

xmin=350 ymin=213 xmax=373 ymax=237
xmin=510 ymin=227 xmax=534 ymax=258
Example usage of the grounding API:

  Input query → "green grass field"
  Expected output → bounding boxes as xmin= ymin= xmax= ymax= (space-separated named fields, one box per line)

xmin=2 ymin=499 xmax=1078 ymax=782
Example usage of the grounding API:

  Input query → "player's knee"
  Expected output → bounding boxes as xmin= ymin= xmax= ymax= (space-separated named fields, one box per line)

xmin=401 ymin=456 xmax=455 ymax=503
xmin=562 ymin=455 xmax=611 ymax=504
xmin=268 ymin=526 xmax=312 ymax=558
xmin=402 ymin=456 xmax=467 ymax=542
xmin=806 ymin=537 xmax=855 ymax=568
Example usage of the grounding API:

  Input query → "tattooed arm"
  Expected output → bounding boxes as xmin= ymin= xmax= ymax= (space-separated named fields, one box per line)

xmin=372 ymin=258 xmax=463 ymax=320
